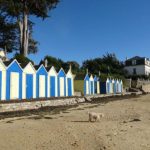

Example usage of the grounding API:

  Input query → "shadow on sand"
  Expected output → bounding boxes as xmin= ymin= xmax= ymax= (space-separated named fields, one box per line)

xmin=71 ymin=120 xmax=89 ymax=123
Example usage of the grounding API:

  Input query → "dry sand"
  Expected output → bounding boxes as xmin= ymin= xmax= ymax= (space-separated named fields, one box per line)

xmin=0 ymin=94 xmax=150 ymax=150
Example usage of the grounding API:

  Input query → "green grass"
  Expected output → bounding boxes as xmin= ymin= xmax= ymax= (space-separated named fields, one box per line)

xmin=74 ymin=80 xmax=84 ymax=95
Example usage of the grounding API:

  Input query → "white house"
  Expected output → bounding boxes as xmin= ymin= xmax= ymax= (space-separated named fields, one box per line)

xmin=124 ymin=56 xmax=150 ymax=76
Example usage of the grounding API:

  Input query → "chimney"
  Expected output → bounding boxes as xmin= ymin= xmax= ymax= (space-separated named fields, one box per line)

xmin=69 ymin=64 xmax=72 ymax=71
xmin=44 ymin=59 xmax=48 ymax=67
xmin=86 ymin=68 xmax=88 ymax=74
xmin=99 ymin=71 xmax=101 ymax=76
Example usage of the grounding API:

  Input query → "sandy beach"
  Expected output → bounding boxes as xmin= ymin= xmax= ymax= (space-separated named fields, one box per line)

xmin=0 ymin=94 xmax=149 ymax=150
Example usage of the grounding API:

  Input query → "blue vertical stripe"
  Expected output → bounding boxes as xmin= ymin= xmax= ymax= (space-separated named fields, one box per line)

xmin=68 ymin=78 xmax=72 ymax=96
xmin=26 ymin=74 xmax=33 ymax=99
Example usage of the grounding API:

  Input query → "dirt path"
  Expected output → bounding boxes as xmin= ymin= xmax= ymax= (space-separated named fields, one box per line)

xmin=0 ymin=94 xmax=150 ymax=150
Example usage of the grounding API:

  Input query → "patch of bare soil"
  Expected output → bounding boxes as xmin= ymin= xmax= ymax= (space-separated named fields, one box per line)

xmin=0 ymin=94 xmax=150 ymax=150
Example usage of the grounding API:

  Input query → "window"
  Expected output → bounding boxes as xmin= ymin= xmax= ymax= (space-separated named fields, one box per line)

xmin=133 ymin=68 xmax=136 ymax=75
xmin=132 ymin=60 xmax=136 ymax=65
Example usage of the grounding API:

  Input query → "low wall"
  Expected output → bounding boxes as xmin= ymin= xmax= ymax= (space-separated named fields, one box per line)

xmin=0 ymin=93 xmax=142 ymax=114
xmin=0 ymin=97 xmax=85 ymax=113
xmin=142 ymin=84 xmax=150 ymax=93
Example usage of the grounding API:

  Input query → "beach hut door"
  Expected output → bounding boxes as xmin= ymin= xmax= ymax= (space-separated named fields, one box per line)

xmin=68 ymin=78 xmax=72 ymax=96
xmin=94 ymin=81 xmax=97 ymax=93
xmin=10 ymin=72 xmax=19 ymax=99
xmin=39 ymin=75 xmax=45 ymax=97
xmin=26 ymin=74 xmax=33 ymax=99
xmin=60 ymin=77 xmax=64 ymax=96
xmin=50 ymin=76 xmax=55 ymax=97
xmin=91 ymin=81 xmax=94 ymax=94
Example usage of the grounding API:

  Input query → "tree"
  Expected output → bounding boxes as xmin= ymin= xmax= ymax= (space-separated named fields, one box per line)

xmin=11 ymin=53 xmax=34 ymax=66
xmin=0 ymin=0 xmax=59 ymax=56
xmin=81 ymin=53 xmax=125 ymax=76
xmin=0 ymin=14 xmax=19 ymax=52
xmin=44 ymin=55 xmax=63 ymax=71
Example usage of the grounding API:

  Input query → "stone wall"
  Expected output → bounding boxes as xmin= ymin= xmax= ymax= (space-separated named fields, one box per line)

xmin=141 ymin=84 xmax=150 ymax=93
xmin=0 ymin=97 xmax=85 ymax=113
xmin=0 ymin=93 xmax=141 ymax=114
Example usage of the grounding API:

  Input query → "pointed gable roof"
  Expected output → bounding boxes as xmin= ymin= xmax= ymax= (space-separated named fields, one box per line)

xmin=48 ymin=66 xmax=57 ymax=76
xmin=5 ymin=59 xmax=23 ymax=71
xmin=36 ymin=64 xmax=48 ymax=74
xmin=90 ymin=75 xmax=94 ymax=81
xmin=23 ymin=62 xmax=36 ymax=73
xmin=94 ymin=75 xmax=97 ymax=81
xmin=84 ymin=73 xmax=90 ymax=81
xmin=58 ymin=68 xmax=66 ymax=77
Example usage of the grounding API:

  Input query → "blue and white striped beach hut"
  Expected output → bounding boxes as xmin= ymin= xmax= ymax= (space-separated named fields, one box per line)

xmin=100 ymin=78 xmax=110 ymax=94
xmin=106 ymin=78 xmax=110 ymax=94
xmin=94 ymin=76 xmax=100 ymax=94
xmin=22 ymin=62 xmax=36 ymax=99
xmin=112 ymin=79 xmax=115 ymax=94
xmin=113 ymin=79 xmax=117 ymax=94
xmin=47 ymin=66 xmax=58 ymax=97
xmin=90 ymin=75 xmax=94 ymax=95
xmin=117 ymin=79 xmax=123 ymax=93
xmin=58 ymin=68 xmax=66 ymax=97
xmin=116 ymin=79 xmax=119 ymax=93
xmin=36 ymin=65 xmax=48 ymax=98
xmin=120 ymin=80 xmax=123 ymax=93
xmin=66 ymin=66 xmax=74 ymax=97
xmin=5 ymin=59 xmax=23 ymax=100
xmin=109 ymin=78 xmax=113 ymax=94
xmin=84 ymin=73 xmax=90 ymax=95
xmin=0 ymin=59 xmax=6 ymax=100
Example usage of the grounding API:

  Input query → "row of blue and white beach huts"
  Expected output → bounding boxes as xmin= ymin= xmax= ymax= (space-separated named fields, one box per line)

xmin=0 ymin=58 xmax=124 ymax=101
xmin=84 ymin=73 xmax=123 ymax=95
xmin=0 ymin=59 xmax=74 ymax=100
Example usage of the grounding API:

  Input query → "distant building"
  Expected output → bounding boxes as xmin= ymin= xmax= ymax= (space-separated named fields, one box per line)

xmin=124 ymin=56 xmax=150 ymax=76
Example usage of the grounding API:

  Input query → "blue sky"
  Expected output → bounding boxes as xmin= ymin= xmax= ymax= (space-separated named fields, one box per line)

xmin=9 ymin=0 xmax=150 ymax=65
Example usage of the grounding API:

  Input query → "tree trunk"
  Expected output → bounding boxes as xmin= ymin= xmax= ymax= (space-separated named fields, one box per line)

xmin=21 ymin=1 xmax=29 ymax=57
xmin=23 ymin=13 xmax=28 ymax=57
xmin=18 ymin=19 xmax=23 ymax=54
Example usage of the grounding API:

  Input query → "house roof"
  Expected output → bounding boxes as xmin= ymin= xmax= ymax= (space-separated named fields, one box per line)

xmin=127 ymin=56 xmax=145 ymax=61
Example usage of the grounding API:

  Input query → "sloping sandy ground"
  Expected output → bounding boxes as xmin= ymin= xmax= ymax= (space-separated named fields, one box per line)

xmin=0 ymin=95 xmax=150 ymax=150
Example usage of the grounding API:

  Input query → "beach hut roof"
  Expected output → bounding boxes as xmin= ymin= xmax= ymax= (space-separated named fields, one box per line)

xmin=66 ymin=67 xmax=74 ymax=78
xmin=94 ymin=75 xmax=99 ymax=81
xmin=106 ymin=78 xmax=110 ymax=82
xmin=35 ymin=64 xmax=47 ymax=73
xmin=58 ymin=68 xmax=66 ymax=76
xmin=90 ymin=75 xmax=94 ymax=81
xmin=84 ymin=73 xmax=90 ymax=80
xmin=48 ymin=66 xmax=57 ymax=75
xmin=4 ymin=59 xmax=23 ymax=71
xmin=23 ymin=62 xmax=36 ymax=73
